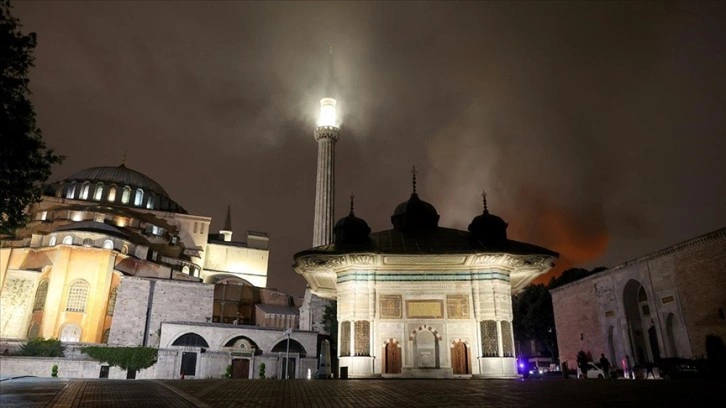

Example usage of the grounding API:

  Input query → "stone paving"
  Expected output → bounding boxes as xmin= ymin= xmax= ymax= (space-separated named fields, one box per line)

xmin=0 ymin=376 xmax=719 ymax=407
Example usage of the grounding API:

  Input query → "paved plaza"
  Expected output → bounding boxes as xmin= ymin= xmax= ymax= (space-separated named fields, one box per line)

xmin=0 ymin=376 xmax=718 ymax=407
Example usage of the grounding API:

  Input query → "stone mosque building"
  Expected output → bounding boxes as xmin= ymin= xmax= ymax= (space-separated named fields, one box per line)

xmin=0 ymin=163 xmax=318 ymax=379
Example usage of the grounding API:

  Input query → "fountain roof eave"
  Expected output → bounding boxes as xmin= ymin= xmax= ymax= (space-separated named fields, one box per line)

xmin=293 ymin=226 xmax=558 ymax=259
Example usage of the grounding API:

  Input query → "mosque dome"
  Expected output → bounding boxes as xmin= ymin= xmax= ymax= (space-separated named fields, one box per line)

xmin=64 ymin=164 xmax=170 ymax=197
xmin=47 ymin=164 xmax=187 ymax=213
xmin=334 ymin=196 xmax=371 ymax=246
xmin=468 ymin=192 xmax=508 ymax=244
xmin=391 ymin=193 xmax=440 ymax=231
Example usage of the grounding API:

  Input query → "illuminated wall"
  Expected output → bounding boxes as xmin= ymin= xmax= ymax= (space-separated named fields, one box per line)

xmin=202 ymin=243 xmax=269 ymax=288
xmin=0 ymin=245 xmax=118 ymax=343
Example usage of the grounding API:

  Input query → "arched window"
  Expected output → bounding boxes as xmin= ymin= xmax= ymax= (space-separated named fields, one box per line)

xmin=80 ymin=182 xmax=90 ymax=200
xmin=33 ymin=280 xmax=49 ymax=311
xmin=66 ymin=183 xmax=77 ymax=199
xmin=66 ymin=280 xmax=89 ymax=312
xmin=28 ymin=323 xmax=40 ymax=339
xmin=121 ymin=244 xmax=129 ymax=254
xmin=107 ymin=287 xmax=118 ymax=316
xmin=121 ymin=186 xmax=131 ymax=204
xmin=60 ymin=323 xmax=81 ymax=342
xmin=103 ymin=239 xmax=114 ymax=249
xmin=62 ymin=236 xmax=73 ymax=245
xmin=172 ymin=333 xmax=210 ymax=347
xmin=107 ymin=186 xmax=117 ymax=202
xmin=134 ymin=189 xmax=144 ymax=206
xmin=146 ymin=193 xmax=155 ymax=209
xmin=101 ymin=328 xmax=111 ymax=344
xmin=82 ymin=238 xmax=93 ymax=247
xmin=49 ymin=236 xmax=57 ymax=246
xmin=93 ymin=183 xmax=104 ymax=200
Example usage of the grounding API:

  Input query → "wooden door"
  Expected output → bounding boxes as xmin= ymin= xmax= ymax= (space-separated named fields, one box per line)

xmin=232 ymin=359 xmax=249 ymax=379
xmin=384 ymin=342 xmax=401 ymax=374
xmin=451 ymin=341 xmax=470 ymax=374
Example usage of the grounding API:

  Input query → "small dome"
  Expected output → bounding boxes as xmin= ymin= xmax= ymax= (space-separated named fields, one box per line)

xmin=334 ymin=213 xmax=371 ymax=245
xmin=334 ymin=196 xmax=371 ymax=245
xmin=391 ymin=193 xmax=440 ymax=231
xmin=468 ymin=210 xmax=508 ymax=244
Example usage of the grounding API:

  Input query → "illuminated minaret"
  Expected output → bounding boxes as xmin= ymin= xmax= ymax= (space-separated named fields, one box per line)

xmin=301 ymin=48 xmax=339 ymax=334
xmin=312 ymin=48 xmax=340 ymax=247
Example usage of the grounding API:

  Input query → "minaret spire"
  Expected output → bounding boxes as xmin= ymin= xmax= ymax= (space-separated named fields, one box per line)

xmin=312 ymin=47 xmax=341 ymax=247
xmin=482 ymin=190 xmax=489 ymax=214
xmin=349 ymin=193 xmax=355 ymax=215
xmin=412 ymin=166 xmax=417 ymax=195
xmin=224 ymin=204 xmax=232 ymax=231
xmin=220 ymin=204 xmax=233 ymax=242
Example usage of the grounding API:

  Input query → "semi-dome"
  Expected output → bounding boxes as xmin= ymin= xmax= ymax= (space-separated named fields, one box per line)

xmin=391 ymin=193 xmax=440 ymax=231
xmin=46 ymin=164 xmax=187 ymax=213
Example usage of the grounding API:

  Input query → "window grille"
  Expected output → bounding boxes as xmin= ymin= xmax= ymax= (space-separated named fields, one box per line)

xmin=501 ymin=321 xmax=514 ymax=357
xmin=340 ymin=321 xmax=351 ymax=356
xmin=66 ymin=280 xmax=89 ymax=312
xmin=354 ymin=321 xmax=370 ymax=356
xmin=480 ymin=320 xmax=499 ymax=357
xmin=107 ymin=287 xmax=118 ymax=316
xmin=33 ymin=280 xmax=49 ymax=311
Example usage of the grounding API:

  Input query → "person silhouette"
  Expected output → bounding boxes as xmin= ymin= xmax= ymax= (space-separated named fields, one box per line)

xmin=645 ymin=361 xmax=655 ymax=379
xmin=599 ymin=353 xmax=611 ymax=378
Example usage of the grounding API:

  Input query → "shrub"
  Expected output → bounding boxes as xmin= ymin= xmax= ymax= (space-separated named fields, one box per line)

xmin=259 ymin=362 xmax=266 ymax=379
xmin=51 ymin=364 xmax=58 ymax=377
xmin=225 ymin=364 xmax=232 ymax=378
xmin=18 ymin=337 xmax=64 ymax=357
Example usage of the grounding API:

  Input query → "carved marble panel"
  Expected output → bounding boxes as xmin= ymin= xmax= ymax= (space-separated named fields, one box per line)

xmin=446 ymin=294 xmax=469 ymax=319
xmin=406 ymin=300 xmax=444 ymax=319
xmin=379 ymin=295 xmax=402 ymax=319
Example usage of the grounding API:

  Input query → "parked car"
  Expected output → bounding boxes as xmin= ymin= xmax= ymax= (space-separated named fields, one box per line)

xmin=577 ymin=362 xmax=606 ymax=379
xmin=658 ymin=358 xmax=704 ymax=379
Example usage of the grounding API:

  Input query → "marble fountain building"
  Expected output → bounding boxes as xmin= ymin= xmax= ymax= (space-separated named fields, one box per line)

xmin=294 ymin=185 xmax=559 ymax=378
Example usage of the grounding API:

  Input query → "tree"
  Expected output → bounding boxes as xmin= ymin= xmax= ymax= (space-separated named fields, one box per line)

xmin=512 ymin=284 xmax=557 ymax=359
xmin=1 ymin=0 xmax=64 ymax=234
xmin=81 ymin=346 xmax=157 ymax=379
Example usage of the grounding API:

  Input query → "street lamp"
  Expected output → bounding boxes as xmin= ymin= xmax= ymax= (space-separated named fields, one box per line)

xmin=283 ymin=328 xmax=293 ymax=379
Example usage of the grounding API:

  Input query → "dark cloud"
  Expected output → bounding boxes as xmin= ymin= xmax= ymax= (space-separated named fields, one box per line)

xmin=15 ymin=1 xmax=726 ymax=295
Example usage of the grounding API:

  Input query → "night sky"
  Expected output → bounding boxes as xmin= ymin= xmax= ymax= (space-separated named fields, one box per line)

xmin=14 ymin=1 xmax=726 ymax=297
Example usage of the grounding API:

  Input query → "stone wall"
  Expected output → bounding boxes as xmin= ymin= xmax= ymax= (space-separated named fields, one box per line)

xmin=551 ymin=275 xmax=605 ymax=368
xmin=551 ymin=228 xmax=726 ymax=370
xmin=109 ymin=277 xmax=213 ymax=347
xmin=674 ymin=235 xmax=726 ymax=357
